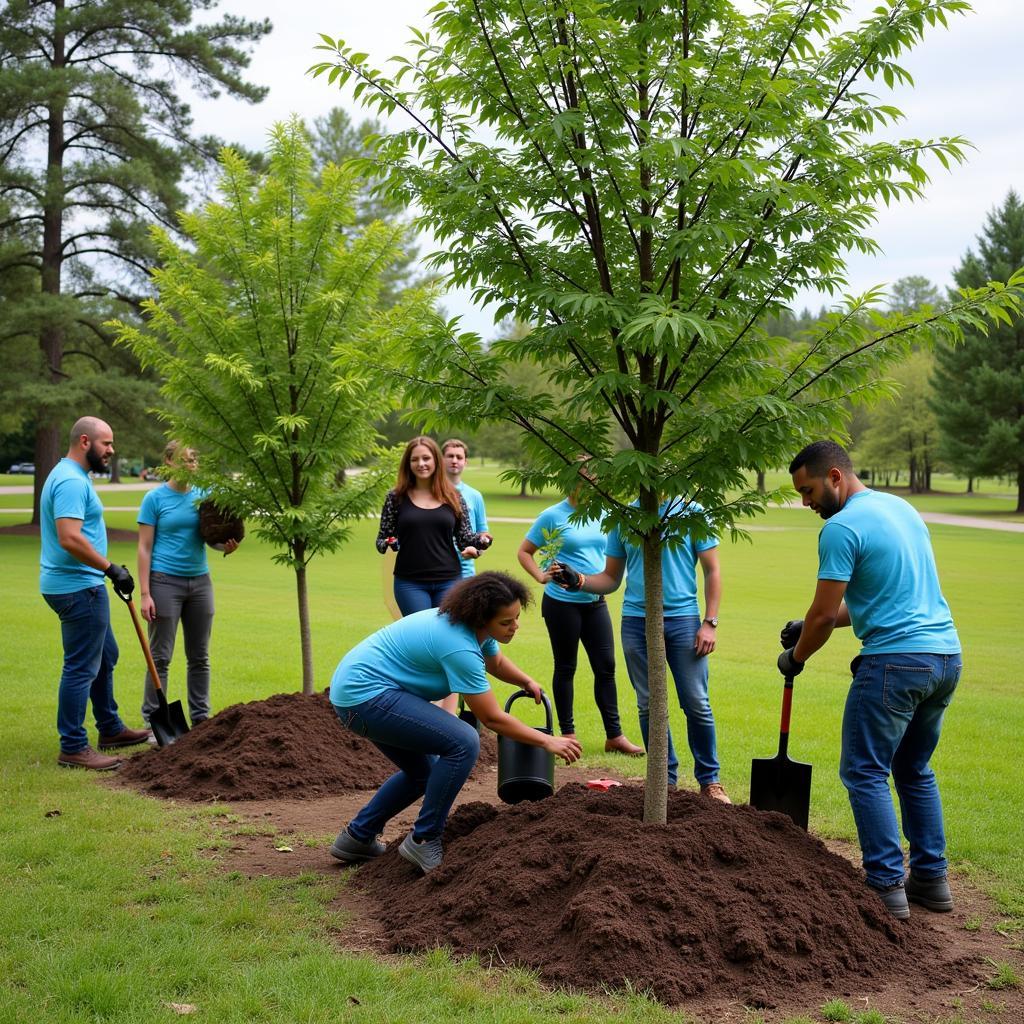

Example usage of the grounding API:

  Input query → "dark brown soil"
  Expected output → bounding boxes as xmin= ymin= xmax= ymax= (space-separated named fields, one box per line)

xmin=354 ymin=784 xmax=972 ymax=1009
xmin=117 ymin=691 xmax=497 ymax=802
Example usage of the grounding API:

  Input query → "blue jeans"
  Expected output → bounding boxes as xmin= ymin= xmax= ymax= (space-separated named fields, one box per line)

xmin=43 ymin=586 xmax=125 ymax=754
xmin=840 ymin=652 xmax=961 ymax=889
xmin=393 ymin=577 xmax=459 ymax=616
xmin=335 ymin=688 xmax=480 ymax=841
xmin=620 ymin=615 xmax=720 ymax=787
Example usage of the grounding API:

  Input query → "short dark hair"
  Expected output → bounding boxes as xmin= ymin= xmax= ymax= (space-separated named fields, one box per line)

xmin=789 ymin=440 xmax=853 ymax=476
xmin=440 ymin=571 xmax=532 ymax=629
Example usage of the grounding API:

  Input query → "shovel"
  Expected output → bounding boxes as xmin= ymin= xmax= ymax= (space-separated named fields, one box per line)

xmin=114 ymin=591 xmax=190 ymax=747
xmin=749 ymin=674 xmax=812 ymax=830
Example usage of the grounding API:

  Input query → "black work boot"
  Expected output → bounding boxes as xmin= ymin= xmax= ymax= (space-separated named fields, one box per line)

xmin=905 ymin=872 xmax=953 ymax=912
xmin=870 ymin=881 xmax=910 ymax=920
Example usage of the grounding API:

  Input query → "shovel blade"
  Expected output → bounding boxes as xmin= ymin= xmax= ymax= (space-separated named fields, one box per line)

xmin=749 ymin=754 xmax=812 ymax=830
xmin=150 ymin=698 xmax=190 ymax=748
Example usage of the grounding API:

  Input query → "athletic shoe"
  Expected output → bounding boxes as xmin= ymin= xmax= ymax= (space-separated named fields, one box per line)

xmin=329 ymin=828 xmax=386 ymax=864
xmin=905 ymin=872 xmax=953 ymax=912
xmin=398 ymin=831 xmax=444 ymax=873
xmin=871 ymin=881 xmax=910 ymax=920
xmin=57 ymin=747 xmax=121 ymax=771
xmin=700 ymin=782 xmax=732 ymax=804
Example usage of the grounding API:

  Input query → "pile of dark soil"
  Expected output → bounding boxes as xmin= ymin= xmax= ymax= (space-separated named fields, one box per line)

xmin=118 ymin=691 xmax=498 ymax=802
xmin=357 ymin=784 xmax=952 ymax=1008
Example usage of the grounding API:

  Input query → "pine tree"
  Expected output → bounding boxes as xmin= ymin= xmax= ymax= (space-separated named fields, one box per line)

xmin=0 ymin=0 xmax=270 ymax=520
xmin=932 ymin=192 xmax=1024 ymax=511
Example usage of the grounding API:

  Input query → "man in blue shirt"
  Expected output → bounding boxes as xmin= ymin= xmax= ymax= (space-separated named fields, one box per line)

xmin=552 ymin=497 xmax=729 ymax=802
xmin=40 ymin=417 xmax=151 ymax=770
xmin=442 ymin=438 xmax=492 ymax=578
xmin=780 ymin=440 xmax=961 ymax=919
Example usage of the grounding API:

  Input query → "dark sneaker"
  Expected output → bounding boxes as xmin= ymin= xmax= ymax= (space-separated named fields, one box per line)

xmin=905 ymin=872 xmax=953 ymax=912
xmin=871 ymin=881 xmax=910 ymax=920
xmin=98 ymin=727 xmax=152 ymax=750
xmin=58 ymin=747 xmax=121 ymax=771
xmin=398 ymin=831 xmax=443 ymax=873
xmin=329 ymin=828 xmax=386 ymax=864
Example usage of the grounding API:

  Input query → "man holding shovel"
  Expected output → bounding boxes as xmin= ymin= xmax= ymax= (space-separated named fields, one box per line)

xmin=39 ymin=417 xmax=151 ymax=770
xmin=780 ymin=440 xmax=961 ymax=919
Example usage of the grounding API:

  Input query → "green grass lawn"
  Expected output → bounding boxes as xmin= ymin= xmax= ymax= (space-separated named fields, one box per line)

xmin=2 ymin=467 xmax=1022 ymax=1022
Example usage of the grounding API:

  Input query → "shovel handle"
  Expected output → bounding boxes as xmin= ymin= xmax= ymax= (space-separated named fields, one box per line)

xmin=120 ymin=594 xmax=165 ymax=695
xmin=778 ymin=676 xmax=795 ymax=758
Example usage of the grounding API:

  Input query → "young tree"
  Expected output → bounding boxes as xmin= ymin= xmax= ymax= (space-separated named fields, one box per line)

xmin=314 ymin=1 xmax=1023 ymax=821
xmin=0 ymin=0 xmax=270 ymax=522
xmin=932 ymin=191 xmax=1024 ymax=511
xmin=111 ymin=120 xmax=435 ymax=693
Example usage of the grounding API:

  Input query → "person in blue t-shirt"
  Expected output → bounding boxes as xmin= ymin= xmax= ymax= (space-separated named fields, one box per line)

xmin=329 ymin=572 xmax=581 ymax=873
xmin=781 ymin=440 xmax=962 ymax=920
xmin=518 ymin=481 xmax=644 ymax=757
xmin=442 ymin=439 xmax=492 ymax=579
xmin=39 ymin=416 xmax=151 ymax=770
xmin=137 ymin=441 xmax=241 ymax=729
xmin=551 ymin=497 xmax=729 ymax=803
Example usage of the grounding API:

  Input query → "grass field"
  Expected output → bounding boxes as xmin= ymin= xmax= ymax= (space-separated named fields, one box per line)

xmin=2 ymin=465 xmax=1022 ymax=1023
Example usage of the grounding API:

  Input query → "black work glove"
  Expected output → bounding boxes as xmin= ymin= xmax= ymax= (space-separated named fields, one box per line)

xmin=777 ymin=647 xmax=804 ymax=678
xmin=780 ymin=619 xmax=804 ymax=650
xmin=550 ymin=561 xmax=584 ymax=592
xmin=477 ymin=534 xmax=492 ymax=550
xmin=104 ymin=562 xmax=134 ymax=600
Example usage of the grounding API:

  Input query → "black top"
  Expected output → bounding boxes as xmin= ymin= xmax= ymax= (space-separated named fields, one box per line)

xmin=376 ymin=491 xmax=482 ymax=582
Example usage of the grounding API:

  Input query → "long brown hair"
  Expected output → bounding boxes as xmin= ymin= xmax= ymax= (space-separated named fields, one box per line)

xmin=394 ymin=436 xmax=463 ymax=518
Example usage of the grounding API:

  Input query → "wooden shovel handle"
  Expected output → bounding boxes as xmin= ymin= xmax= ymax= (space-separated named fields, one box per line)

xmin=121 ymin=595 xmax=165 ymax=694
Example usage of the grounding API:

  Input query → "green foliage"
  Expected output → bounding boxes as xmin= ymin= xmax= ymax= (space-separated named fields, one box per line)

xmin=932 ymin=191 xmax=1024 ymax=512
xmin=985 ymin=959 xmax=1021 ymax=990
xmin=0 ymin=0 xmax=271 ymax=502
xmin=313 ymin=0 xmax=1024 ymax=818
xmin=535 ymin=527 xmax=566 ymax=569
xmin=820 ymin=999 xmax=853 ymax=1022
xmin=110 ymin=119 xmax=435 ymax=690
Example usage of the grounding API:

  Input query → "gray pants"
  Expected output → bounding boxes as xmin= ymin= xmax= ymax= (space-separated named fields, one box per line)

xmin=142 ymin=572 xmax=214 ymax=726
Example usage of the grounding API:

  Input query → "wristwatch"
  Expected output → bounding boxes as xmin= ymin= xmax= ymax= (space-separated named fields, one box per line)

xmin=704 ymin=616 xmax=718 ymax=628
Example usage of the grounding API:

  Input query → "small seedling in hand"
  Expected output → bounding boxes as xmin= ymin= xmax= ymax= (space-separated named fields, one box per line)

xmin=535 ymin=526 xmax=564 ymax=569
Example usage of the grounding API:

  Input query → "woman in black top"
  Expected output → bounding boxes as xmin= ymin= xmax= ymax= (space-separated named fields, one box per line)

xmin=377 ymin=436 xmax=490 ymax=617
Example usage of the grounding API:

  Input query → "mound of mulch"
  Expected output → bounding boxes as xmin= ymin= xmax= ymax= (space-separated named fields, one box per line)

xmin=356 ymin=784 xmax=953 ymax=1008
xmin=118 ymin=691 xmax=498 ymax=802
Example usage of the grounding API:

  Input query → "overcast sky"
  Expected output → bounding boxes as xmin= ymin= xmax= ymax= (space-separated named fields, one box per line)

xmin=192 ymin=1 xmax=1024 ymax=333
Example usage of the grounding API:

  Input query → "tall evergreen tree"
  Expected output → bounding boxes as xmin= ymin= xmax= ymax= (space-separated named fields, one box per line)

xmin=0 ymin=0 xmax=270 ymax=520
xmin=932 ymin=192 xmax=1024 ymax=510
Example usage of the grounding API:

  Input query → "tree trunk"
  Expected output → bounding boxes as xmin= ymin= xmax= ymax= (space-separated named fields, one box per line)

xmin=641 ymin=506 xmax=668 ymax=825
xmin=519 ymin=478 xmax=527 ymax=497
xmin=33 ymin=4 xmax=66 ymax=526
xmin=1017 ymin=465 xmax=1024 ymax=515
xmin=967 ymin=476 xmax=974 ymax=494
xmin=756 ymin=469 xmax=766 ymax=494
xmin=110 ymin=460 xmax=121 ymax=484
xmin=293 ymin=541 xmax=315 ymax=694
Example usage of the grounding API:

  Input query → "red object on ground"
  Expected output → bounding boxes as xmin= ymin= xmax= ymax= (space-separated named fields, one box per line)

xmin=118 ymin=692 xmax=497 ymax=801
xmin=355 ymin=784 xmax=950 ymax=1009
xmin=585 ymin=778 xmax=623 ymax=791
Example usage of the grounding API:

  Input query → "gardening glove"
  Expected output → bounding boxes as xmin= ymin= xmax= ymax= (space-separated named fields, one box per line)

xmin=780 ymin=619 xmax=804 ymax=649
xmin=777 ymin=647 xmax=804 ymax=679
xmin=550 ymin=561 xmax=584 ymax=592
xmin=104 ymin=562 xmax=134 ymax=600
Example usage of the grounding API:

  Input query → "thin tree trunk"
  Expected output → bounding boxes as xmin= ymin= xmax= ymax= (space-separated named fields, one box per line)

xmin=641 ymin=515 xmax=668 ymax=825
xmin=967 ymin=476 xmax=974 ymax=494
xmin=33 ymin=2 xmax=66 ymax=526
xmin=1017 ymin=465 xmax=1024 ymax=515
xmin=294 ymin=542 xmax=314 ymax=694
xmin=756 ymin=469 xmax=766 ymax=494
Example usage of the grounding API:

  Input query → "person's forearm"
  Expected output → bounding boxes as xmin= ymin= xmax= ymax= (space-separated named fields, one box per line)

xmin=137 ymin=547 xmax=152 ymax=597
xmin=793 ymin=610 xmax=837 ymax=663
xmin=60 ymin=533 xmax=109 ymax=571
xmin=702 ymin=566 xmax=721 ymax=620
xmin=580 ymin=570 xmax=619 ymax=595
xmin=478 ymin=708 xmax=550 ymax=747
xmin=488 ymin=654 xmax=534 ymax=689
xmin=517 ymin=547 xmax=545 ymax=583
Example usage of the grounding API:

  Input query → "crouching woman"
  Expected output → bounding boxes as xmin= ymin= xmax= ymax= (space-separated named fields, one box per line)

xmin=329 ymin=571 xmax=582 ymax=873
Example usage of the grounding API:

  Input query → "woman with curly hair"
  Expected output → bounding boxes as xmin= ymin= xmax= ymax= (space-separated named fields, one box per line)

xmin=329 ymin=571 xmax=581 ymax=873
xmin=377 ymin=436 xmax=492 ymax=617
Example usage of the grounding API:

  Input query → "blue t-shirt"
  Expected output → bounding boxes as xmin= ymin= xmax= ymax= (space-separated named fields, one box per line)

xmin=456 ymin=480 xmax=488 ymax=578
xmin=525 ymin=500 xmax=605 ymax=604
xmin=137 ymin=485 xmax=209 ymax=576
xmin=330 ymin=608 xmax=500 ymax=708
xmin=39 ymin=458 xmax=107 ymax=594
xmin=606 ymin=499 xmax=718 ymax=617
xmin=817 ymin=489 xmax=960 ymax=656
